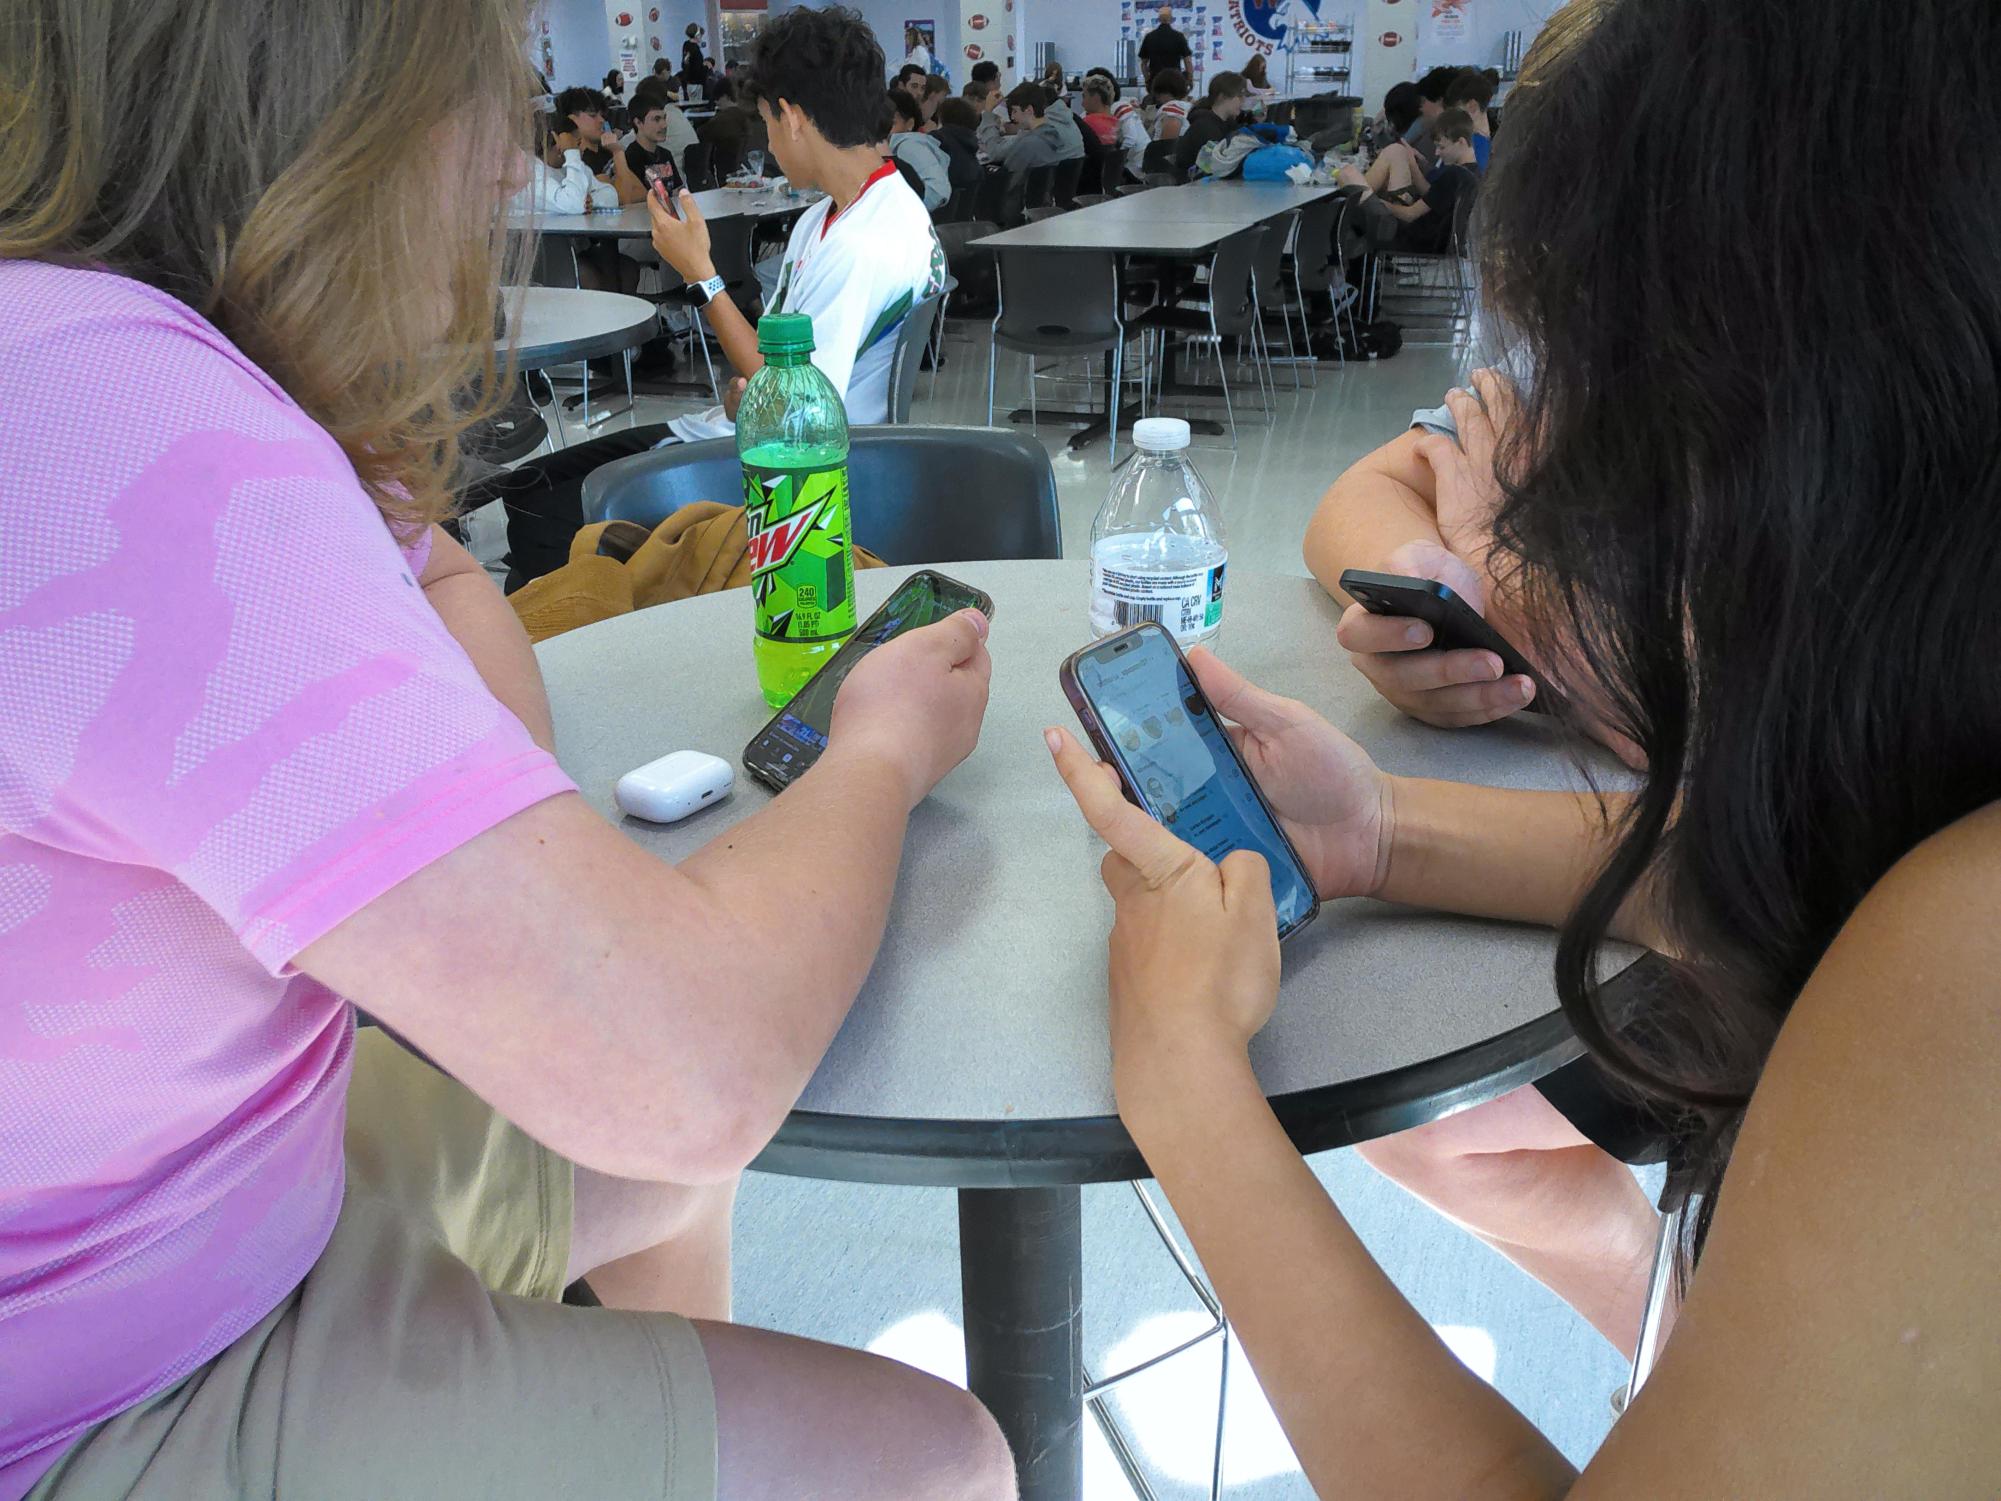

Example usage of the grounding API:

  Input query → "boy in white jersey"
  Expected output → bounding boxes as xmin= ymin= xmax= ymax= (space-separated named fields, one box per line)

xmin=469 ymin=4 xmax=946 ymax=588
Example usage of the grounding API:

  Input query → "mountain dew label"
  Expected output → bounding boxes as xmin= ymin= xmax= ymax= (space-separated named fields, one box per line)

xmin=743 ymin=459 xmax=857 ymax=645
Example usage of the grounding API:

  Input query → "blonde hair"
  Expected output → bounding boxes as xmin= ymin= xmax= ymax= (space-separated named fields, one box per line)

xmin=0 ymin=0 xmax=535 ymax=534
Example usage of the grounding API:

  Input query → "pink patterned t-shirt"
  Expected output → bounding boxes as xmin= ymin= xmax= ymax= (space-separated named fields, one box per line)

xmin=0 ymin=262 xmax=575 ymax=1496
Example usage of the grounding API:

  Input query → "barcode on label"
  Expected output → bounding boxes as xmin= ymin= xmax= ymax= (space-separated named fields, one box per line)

xmin=1114 ymin=600 xmax=1167 ymax=627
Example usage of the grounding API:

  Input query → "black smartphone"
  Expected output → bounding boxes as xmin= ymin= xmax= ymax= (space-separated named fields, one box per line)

xmin=1337 ymin=568 xmax=1560 ymax=715
xmin=645 ymin=159 xmax=683 ymax=218
xmin=743 ymin=569 xmax=995 ymax=792
xmin=1059 ymin=623 xmax=1321 ymax=939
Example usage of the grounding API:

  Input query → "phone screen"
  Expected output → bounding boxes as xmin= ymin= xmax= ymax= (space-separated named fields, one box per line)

xmin=744 ymin=570 xmax=994 ymax=789
xmin=646 ymin=160 xmax=682 ymax=216
xmin=1072 ymin=627 xmax=1318 ymax=935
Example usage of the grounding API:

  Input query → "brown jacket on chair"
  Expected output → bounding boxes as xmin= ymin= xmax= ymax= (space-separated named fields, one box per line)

xmin=508 ymin=501 xmax=884 ymax=644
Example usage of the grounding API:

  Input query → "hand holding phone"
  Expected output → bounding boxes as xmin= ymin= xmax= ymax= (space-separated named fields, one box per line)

xmin=743 ymin=570 xmax=995 ymax=801
xmin=645 ymin=161 xmax=683 ymax=218
xmin=1044 ymin=722 xmax=1286 ymax=1074
xmin=1058 ymin=623 xmax=1321 ymax=938
xmin=1335 ymin=543 xmax=1557 ymax=725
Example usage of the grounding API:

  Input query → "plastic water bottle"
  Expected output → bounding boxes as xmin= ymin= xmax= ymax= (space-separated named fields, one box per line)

xmin=1088 ymin=417 xmax=1228 ymax=645
xmin=737 ymin=312 xmax=856 ymax=707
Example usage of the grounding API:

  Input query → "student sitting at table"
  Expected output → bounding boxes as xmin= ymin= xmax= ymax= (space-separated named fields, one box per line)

xmin=1444 ymin=65 xmax=1496 ymax=169
xmin=932 ymin=96 xmax=986 ymax=192
xmin=1242 ymin=51 xmax=1275 ymax=98
xmin=1336 ymin=107 xmax=1478 ymax=253
xmin=919 ymin=72 xmax=952 ymax=127
xmin=466 ymin=2 xmax=948 ymax=589
xmin=696 ymin=74 xmax=758 ymax=172
xmin=886 ymin=87 xmax=952 ymax=210
xmin=1079 ymin=76 xmax=1123 ymax=149
xmin=1401 ymin=63 xmax=1457 ymax=170
xmin=551 ymin=84 xmax=618 ymax=175
xmin=1359 ymin=81 xmax=1430 ymax=200
xmin=968 ymin=74 xmax=1007 ymax=154
xmin=1045 ymin=1 xmax=2001 ymax=1492
xmin=1106 ymin=80 xmax=1153 ymax=180
xmin=1040 ymin=85 xmax=1089 ymax=160
xmin=515 ymin=113 xmax=619 ymax=216
xmin=987 ymin=83 xmax=1082 ymax=175
xmin=0 ymin=2 xmax=1013 ymax=1499
xmin=631 ymin=76 xmax=702 ymax=182
xmin=1149 ymin=68 xmax=1193 ymax=140
xmin=1173 ymin=70 xmax=1249 ymax=177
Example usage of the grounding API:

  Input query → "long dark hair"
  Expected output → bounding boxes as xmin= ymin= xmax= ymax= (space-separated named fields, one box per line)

xmin=1482 ymin=0 xmax=2001 ymax=1262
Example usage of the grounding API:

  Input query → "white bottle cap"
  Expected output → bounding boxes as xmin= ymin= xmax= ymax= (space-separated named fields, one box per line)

xmin=1132 ymin=417 xmax=1191 ymax=451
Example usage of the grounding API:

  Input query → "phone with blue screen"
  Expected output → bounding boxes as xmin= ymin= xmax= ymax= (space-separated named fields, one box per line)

xmin=742 ymin=569 xmax=995 ymax=792
xmin=1059 ymin=623 xmax=1321 ymax=938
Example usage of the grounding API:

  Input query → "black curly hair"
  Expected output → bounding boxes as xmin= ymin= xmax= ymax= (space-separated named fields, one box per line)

xmin=741 ymin=5 xmax=886 ymax=149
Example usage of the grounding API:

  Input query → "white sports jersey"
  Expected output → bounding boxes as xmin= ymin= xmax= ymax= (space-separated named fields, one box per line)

xmin=668 ymin=163 xmax=944 ymax=442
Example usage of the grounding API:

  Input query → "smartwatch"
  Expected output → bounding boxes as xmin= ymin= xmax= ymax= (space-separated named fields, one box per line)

xmin=688 ymin=273 xmax=727 ymax=306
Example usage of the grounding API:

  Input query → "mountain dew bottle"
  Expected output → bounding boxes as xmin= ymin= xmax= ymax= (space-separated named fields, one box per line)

xmin=737 ymin=313 xmax=856 ymax=707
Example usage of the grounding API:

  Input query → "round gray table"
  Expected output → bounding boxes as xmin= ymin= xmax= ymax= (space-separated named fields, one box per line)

xmin=537 ymin=559 xmax=1638 ymax=1500
xmin=501 ymin=286 xmax=657 ymax=371
xmin=510 ymin=185 xmax=824 ymax=241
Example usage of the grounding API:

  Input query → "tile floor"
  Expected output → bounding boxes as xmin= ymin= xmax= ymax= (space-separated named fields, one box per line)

xmin=466 ymin=315 xmax=1654 ymax=1496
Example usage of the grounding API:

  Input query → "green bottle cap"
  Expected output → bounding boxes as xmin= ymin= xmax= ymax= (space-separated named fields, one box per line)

xmin=756 ymin=312 xmax=816 ymax=357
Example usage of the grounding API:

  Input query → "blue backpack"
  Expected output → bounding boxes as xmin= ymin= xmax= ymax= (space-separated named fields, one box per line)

xmin=1242 ymin=144 xmax=1314 ymax=182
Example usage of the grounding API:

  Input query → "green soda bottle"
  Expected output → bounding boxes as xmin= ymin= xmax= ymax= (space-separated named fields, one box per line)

xmin=737 ymin=313 xmax=856 ymax=707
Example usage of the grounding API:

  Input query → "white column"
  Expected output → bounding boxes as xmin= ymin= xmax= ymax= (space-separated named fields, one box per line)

xmin=960 ymin=0 xmax=1017 ymax=86
xmin=1357 ymin=0 xmax=1415 ymax=100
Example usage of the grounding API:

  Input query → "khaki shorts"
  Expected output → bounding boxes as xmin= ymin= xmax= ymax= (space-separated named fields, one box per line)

xmin=29 ymin=1029 xmax=718 ymax=1501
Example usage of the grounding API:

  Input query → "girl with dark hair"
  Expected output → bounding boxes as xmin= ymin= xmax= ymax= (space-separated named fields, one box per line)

xmin=1046 ymin=0 xmax=2001 ymax=1490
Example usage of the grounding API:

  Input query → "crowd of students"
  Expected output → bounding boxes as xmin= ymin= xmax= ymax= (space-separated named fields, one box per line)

xmin=5 ymin=0 xmax=2000 ymax=1497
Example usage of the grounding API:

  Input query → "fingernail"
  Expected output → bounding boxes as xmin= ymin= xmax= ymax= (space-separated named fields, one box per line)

xmin=1043 ymin=728 xmax=1063 ymax=755
xmin=1404 ymin=623 xmax=1428 ymax=645
xmin=1516 ymin=679 xmax=1535 ymax=703
xmin=965 ymin=608 xmax=989 ymax=639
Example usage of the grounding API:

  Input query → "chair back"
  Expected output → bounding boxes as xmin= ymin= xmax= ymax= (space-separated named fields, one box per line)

xmin=1140 ymin=139 xmax=1179 ymax=177
xmin=679 ymin=140 xmax=716 ymax=191
xmin=1290 ymin=192 xmax=1344 ymax=293
xmin=581 ymin=426 xmax=1063 ymax=563
xmin=994 ymin=248 xmax=1122 ymax=353
xmin=938 ymin=184 xmax=975 ymax=223
xmin=885 ymin=288 xmax=947 ymax=423
xmin=1022 ymin=164 xmax=1056 ymax=211
xmin=1052 ymin=156 xmax=1084 ymax=210
xmin=1447 ymin=172 xmax=1482 ymax=256
xmin=1099 ymin=150 xmax=1127 ymax=197
xmin=706 ymin=212 xmax=756 ymax=296
xmin=1252 ymin=210 xmax=1294 ymax=310
xmin=889 ymin=155 xmax=927 ymax=203
xmin=971 ymin=165 xmax=1014 ymax=225
xmin=1203 ymin=228 xmax=1263 ymax=338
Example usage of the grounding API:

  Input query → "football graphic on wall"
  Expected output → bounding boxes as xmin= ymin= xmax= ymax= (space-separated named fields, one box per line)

xmin=965 ymin=42 xmax=984 ymax=59
xmin=969 ymin=12 xmax=988 ymax=28
xmin=1379 ymin=29 xmax=1403 ymax=45
xmin=615 ymin=11 xmax=633 ymax=26
xmin=649 ymin=6 xmax=660 ymax=18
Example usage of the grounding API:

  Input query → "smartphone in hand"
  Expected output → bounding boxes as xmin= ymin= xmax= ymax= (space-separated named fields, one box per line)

xmin=742 ymin=570 xmax=996 ymax=792
xmin=1338 ymin=568 xmax=1562 ymax=716
xmin=1059 ymin=623 xmax=1321 ymax=938
xmin=645 ymin=160 xmax=683 ymax=218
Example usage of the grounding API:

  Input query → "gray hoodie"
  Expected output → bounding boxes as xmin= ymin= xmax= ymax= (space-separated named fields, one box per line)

xmin=1041 ymin=98 xmax=1087 ymax=162
xmin=990 ymin=116 xmax=1077 ymax=173
xmin=889 ymin=130 xmax=953 ymax=211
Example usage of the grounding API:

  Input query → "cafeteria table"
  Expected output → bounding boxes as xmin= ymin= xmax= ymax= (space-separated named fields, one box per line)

xmin=971 ymin=182 xmax=1341 ymax=450
xmin=498 ymin=286 xmax=658 ymax=426
xmin=536 ymin=559 xmax=1643 ymax=1501
xmin=510 ymin=183 xmax=822 ymax=241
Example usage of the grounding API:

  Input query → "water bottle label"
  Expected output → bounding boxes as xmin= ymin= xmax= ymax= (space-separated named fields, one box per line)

xmin=743 ymin=460 xmax=857 ymax=643
xmin=1092 ymin=557 xmax=1227 ymax=641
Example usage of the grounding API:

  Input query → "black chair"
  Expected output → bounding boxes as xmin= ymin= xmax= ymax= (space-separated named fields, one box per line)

xmin=1021 ymin=164 xmax=1056 ymax=212
xmin=970 ymin=164 xmax=1021 ymax=226
xmin=885 ymin=287 xmax=948 ymax=423
xmin=580 ymin=426 xmax=1063 ymax=564
xmin=889 ymin=154 xmax=927 ymax=204
xmin=1127 ymin=227 xmax=1269 ymax=445
xmin=1052 ymin=156 xmax=1085 ymax=211
xmin=1099 ymin=150 xmax=1127 ymax=198
xmin=986 ymin=247 xmax=1132 ymax=464
xmin=1140 ymin=138 xmax=1180 ymax=179
xmin=679 ymin=140 xmax=716 ymax=191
